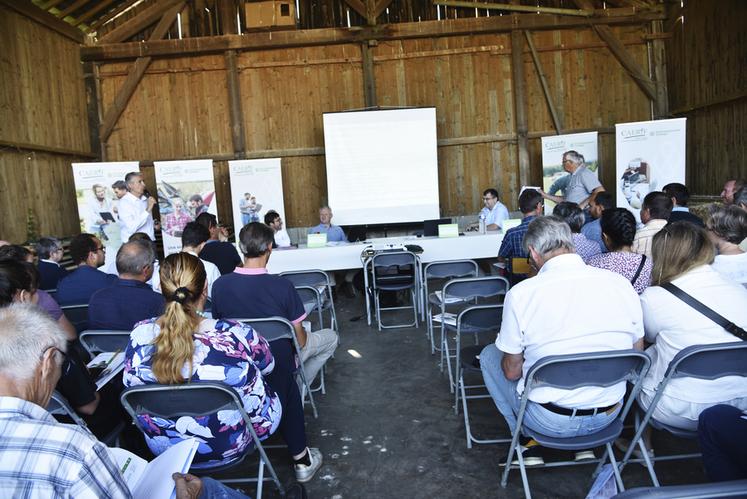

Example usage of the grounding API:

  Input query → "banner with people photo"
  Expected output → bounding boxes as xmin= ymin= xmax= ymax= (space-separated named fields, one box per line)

xmin=71 ymin=161 xmax=140 ymax=271
xmin=541 ymin=132 xmax=599 ymax=214
xmin=153 ymin=159 xmax=218 ymax=256
xmin=615 ymin=118 xmax=686 ymax=223
xmin=228 ymin=159 xmax=285 ymax=245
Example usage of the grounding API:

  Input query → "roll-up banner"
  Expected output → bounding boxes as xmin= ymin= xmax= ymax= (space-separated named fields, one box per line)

xmin=153 ymin=159 xmax=217 ymax=256
xmin=228 ymin=159 xmax=285 ymax=245
xmin=71 ymin=161 xmax=140 ymax=273
xmin=615 ymin=118 xmax=686 ymax=223
xmin=541 ymin=132 xmax=599 ymax=214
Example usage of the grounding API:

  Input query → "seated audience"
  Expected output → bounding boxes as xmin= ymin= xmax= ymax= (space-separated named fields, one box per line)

xmin=632 ymin=191 xmax=673 ymax=259
xmin=212 ymin=222 xmax=338 ymax=482
xmin=88 ymin=239 xmax=165 ymax=331
xmin=721 ymin=178 xmax=745 ymax=205
xmin=587 ymin=208 xmax=652 ymax=294
xmin=698 ymin=405 xmax=747 ymax=482
xmin=552 ymin=201 xmax=601 ymax=262
xmin=180 ymin=222 xmax=220 ymax=298
xmin=123 ymin=253 xmax=281 ymax=467
xmin=0 ymin=245 xmax=76 ymax=340
xmin=196 ymin=212 xmax=242 ymax=275
xmin=581 ymin=191 xmax=614 ymax=252
xmin=663 ymin=182 xmax=704 ymax=227
xmin=128 ymin=232 xmax=161 ymax=292
xmin=468 ymin=188 xmax=509 ymax=231
xmin=308 ymin=206 xmax=346 ymax=242
xmin=35 ymin=237 xmax=68 ymax=290
xmin=705 ymin=204 xmax=747 ymax=287
xmin=265 ymin=210 xmax=291 ymax=248
xmin=497 ymin=189 xmax=543 ymax=282
xmin=481 ymin=216 xmax=643 ymax=465
xmin=734 ymin=187 xmax=747 ymax=251
xmin=639 ymin=222 xmax=747 ymax=431
xmin=56 ymin=233 xmax=117 ymax=305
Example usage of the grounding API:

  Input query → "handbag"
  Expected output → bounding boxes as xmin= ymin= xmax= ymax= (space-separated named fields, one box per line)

xmin=661 ymin=283 xmax=747 ymax=341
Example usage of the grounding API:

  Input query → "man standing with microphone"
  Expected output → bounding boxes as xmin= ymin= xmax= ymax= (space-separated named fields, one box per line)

xmin=118 ymin=171 xmax=156 ymax=241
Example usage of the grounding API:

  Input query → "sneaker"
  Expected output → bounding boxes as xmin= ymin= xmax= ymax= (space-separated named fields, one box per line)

xmin=574 ymin=450 xmax=596 ymax=461
xmin=294 ymin=447 xmax=323 ymax=483
xmin=500 ymin=437 xmax=545 ymax=467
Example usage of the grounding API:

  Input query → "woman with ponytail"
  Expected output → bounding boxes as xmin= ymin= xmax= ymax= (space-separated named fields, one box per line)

xmin=123 ymin=252 xmax=281 ymax=467
xmin=586 ymin=208 xmax=653 ymax=294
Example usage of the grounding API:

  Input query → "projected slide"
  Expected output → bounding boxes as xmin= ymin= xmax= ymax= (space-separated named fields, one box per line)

xmin=323 ymin=108 xmax=440 ymax=225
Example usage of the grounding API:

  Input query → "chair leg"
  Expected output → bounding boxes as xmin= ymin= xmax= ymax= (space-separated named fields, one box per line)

xmin=606 ymin=442 xmax=625 ymax=493
xmin=256 ymin=457 xmax=265 ymax=499
xmin=454 ymin=367 xmax=461 ymax=416
xmin=515 ymin=441 xmax=532 ymax=499
xmin=460 ymin=373 xmax=472 ymax=449
xmin=443 ymin=335 xmax=454 ymax=394
xmin=501 ymin=431 xmax=521 ymax=488
xmin=638 ymin=437 xmax=660 ymax=487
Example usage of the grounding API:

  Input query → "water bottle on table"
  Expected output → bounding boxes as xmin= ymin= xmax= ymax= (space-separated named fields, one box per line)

xmin=478 ymin=214 xmax=486 ymax=234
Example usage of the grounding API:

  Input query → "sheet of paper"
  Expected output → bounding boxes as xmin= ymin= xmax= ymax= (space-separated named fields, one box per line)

xmin=437 ymin=224 xmax=459 ymax=238
xmin=133 ymin=438 xmax=199 ymax=499
xmin=434 ymin=291 xmax=463 ymax=304
xmin=88 ymin=351 xmax=126 ymax=390
xmin=432 ymin=312 xmax=457 ymax=326
xmin=108 ymin=447 xmax=148 ymax=489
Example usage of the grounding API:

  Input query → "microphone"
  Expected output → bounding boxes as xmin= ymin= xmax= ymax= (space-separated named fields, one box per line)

xmin=143 ymin=189 xmax=151 ymax=198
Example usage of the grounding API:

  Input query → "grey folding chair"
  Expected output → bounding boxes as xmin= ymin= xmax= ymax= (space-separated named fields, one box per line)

xmin=120 ymin=382 xmax=284 ymax=499
xmin=619 ymin=341 xmax=747 ymax=487
xmin=293 ymin=286 xmax=328 ymax=396
xmin=60 ymin=303 xmax=89 ymax=333
xmin=47 ymin=390 xmax=123 ymax=446
xmin=453 ymin=304 xmax=512 ymax=449
xmin=79 ymin=330 xmax=131 ymax=357
xmin=612 ymin=479 xmax=747 ymax=498
xmin=440 ymin=276 xmax=509 ymax=392
xmin=423 ymin=259 xmax=479 ymax=353
xmin=371 ymin=251 xmax=420 ymax=331
xmin=280 ymin=270 xmax=337 ymax=331
xmin=500 ymin=349 xmax=652 ymax=499
xmin=233 ymin=317 xmax=318 ymax=419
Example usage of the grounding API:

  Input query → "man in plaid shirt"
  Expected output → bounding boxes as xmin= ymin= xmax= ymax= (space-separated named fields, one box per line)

xmin=498 ymin=189 xmax=543 ymax=284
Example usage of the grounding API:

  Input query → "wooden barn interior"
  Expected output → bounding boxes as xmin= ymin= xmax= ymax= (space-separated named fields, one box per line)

xmin=1 ymin=1 xmax=746 ymax=497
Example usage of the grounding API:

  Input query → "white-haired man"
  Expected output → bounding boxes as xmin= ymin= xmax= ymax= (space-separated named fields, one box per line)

xmin=540 ymin=150 xmax=605 ymax=210
xmin=480 ymin=216 xmax=644 ymax=465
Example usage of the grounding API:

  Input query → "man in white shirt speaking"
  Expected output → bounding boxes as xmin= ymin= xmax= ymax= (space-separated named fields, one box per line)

xmin=480 ymin=215 xmax=644 ymax=465
xmin=118 ymin=172 xmax=156 ymax=242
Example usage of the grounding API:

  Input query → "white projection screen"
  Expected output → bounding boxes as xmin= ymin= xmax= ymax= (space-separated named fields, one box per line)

xmin=323 ymin=108 xmax=440 ymax=225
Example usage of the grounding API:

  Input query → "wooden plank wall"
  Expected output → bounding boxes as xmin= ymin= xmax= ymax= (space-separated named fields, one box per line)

xmin=666 ymin=0 xmax=747 ymax=195
xmin=99 ymin=24 xmax=653 ymax=229
xmin=0 ymin=5 xmax=91 ymax=242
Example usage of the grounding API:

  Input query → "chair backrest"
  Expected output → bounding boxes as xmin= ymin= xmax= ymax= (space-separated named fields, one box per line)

xmin=372 ymin=251 xmax=417 ymax=270
xmin=457 ymin=304 xmax=503 ymax=333
xmin=443 ymin=276 xmax=509 ymax=301
xmin=47 ymin=391 xmax=90 ymax=430
xmin=665 ymin=341 xmax=747 ymax=381
xmin=121 ymin=382 xmax=248 ymax=430
xmin=231 ymin=317 xmax=294 ymax=343
xmin=79 ymin=330 xmax=131 ymax=356
xmin=60 ymin=304 xmax=89 ymax=332
xmin=424 ymin=260 xmax=478 ymax=280
xmin=279 ymin=270 xmax=329 ymax=288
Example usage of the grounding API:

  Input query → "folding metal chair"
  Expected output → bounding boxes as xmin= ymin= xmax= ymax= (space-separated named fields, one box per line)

xmin=612 ymin=479 xmax=747 ymax=498
xmin=280 ymin=270 xmax=337 ymax=331
xmin=371 ymin=251 xmax=420 ymax=331
xmin=79 ymin=330 xmax=131 ymax=357
xmin=422 ymin=259 xmax=479 ymax=354
xmin=60 ymin=303 xmax=89 ymax=333
xmin=440 ymin=276 xmax=509 ymax=392
xmin=619 ymin=341 xmax=747 ymax=487
xmin=47 ymin=390 xmax=123 ymax=446
xmin=284 ymin=286 xmax=327 ymax=396
xmin=500 ymin=349 xmax=651 ymax=499
xmin=120 ymin=382 xmax=284 ymax=499
xmin=453 ymin=304 xmax=512 ymax=449
xmin=233 ymin=317 xmax=319 ymax=419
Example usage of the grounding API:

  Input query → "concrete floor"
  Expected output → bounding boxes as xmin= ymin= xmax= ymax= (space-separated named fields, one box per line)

xmin=226 ymin=291 xmax=706 ymax=499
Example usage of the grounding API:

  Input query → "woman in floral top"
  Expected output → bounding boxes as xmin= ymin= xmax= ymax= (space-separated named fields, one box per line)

xmin=586 ymin=208 xmax=652 ymax=294
xmin=123 ymin=253 xmax=281 ymax=468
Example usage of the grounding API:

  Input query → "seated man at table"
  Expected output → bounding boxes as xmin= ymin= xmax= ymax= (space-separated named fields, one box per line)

xmin=497 ymin=189 xmax=543 ymax=283
xmin=88 ymin=239 xmax=165 ymax=331
xmin=56 ymin=233 xmax=117 ymax=305
xmin=468 ymin=188 xmax=510 ymax=231
xmin=265 ymin=210 xmax=292 ymax=248
xmin=212 ymin=222 xmax=338 ymax=483
xmin=481 ymin=216 xmax=644 ymax=465
xmin=308 ymin=206 xmax=346 ymax=242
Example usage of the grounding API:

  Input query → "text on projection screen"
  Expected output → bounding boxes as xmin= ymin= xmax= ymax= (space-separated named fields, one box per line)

xmin=323 ymin=108 xmax=440 ymax=226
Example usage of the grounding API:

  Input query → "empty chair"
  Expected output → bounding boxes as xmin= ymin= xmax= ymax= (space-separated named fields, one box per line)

xmin=280 ymin=270 xmax=337 ymax=330
xmin=79 ymin=330 xmax=131 ymax=357
xmin=60 ymin=303 xmax=88 ymax=333
xmin=370 ymin=251 xmax=420 ymax=331
xmin=120 ymin=383 xmax=284 ymax=499
xmin=500 ymin=350 xmax=651 ymax=499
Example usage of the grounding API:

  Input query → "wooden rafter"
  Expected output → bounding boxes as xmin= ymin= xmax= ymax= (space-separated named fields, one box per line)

xmin=97 ymin=0 xmax=184 ymax=44
xmin=343 ymin=0 xmax=368 ymax=19
xmin=0 ymin=0 xmax=83 ymax=42
xmin=89 ymin=0 xmax=140 ymax=31
xmin=99 ymin=2 xmax=185 ymax=142
xmin=72 ymin=0 xmax=119 ymax=27
xmin=41 ymin=0 xmax=66 ymax=10
xmin=372 ymin=0 xmax=394 ymax=19
xmin=57 ymin=0 xmax=91 ymax=19
xmin=434 ymin=0 xmax=593 ymax=17
xmin=525 ymin=30 xmax=563 ymax=134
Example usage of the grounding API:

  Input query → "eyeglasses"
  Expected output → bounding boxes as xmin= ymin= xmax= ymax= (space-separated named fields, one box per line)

xmin=95 ymin=246 xmax=105 ymax=252
xmin=483 ymin=197 xmax=496 ymax=201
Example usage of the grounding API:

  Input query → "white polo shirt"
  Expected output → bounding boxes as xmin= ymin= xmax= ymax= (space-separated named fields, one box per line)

xmin=497 ymin=253 xmax=643 ymax=407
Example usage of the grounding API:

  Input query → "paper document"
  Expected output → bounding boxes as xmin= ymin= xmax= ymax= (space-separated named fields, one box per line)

xmin=434 ymin=291 xmax=463 ymax=304
xmin=87 ymin=351 xmax=125 ymax=390
xmin=109 ymin=438 xmax=199 ymax=499
xmin=432 ymin=312 xmax=457 ymax=326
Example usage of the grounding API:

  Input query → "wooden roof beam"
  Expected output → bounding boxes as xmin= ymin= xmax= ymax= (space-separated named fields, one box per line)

xmin=434 ymin=0 xmax=593 ymax=17
xmin=41 ymin=0 xmax=66 ymax=10
xmin=81 ymin=8 xmax=665 ymax=61
xmin=72 ymin=0 xmax=118 ymax=27
xmin=343 ymin=0 xmax=368 ymax=19
xmin=89 ymin=0 xmax=140 ymax=31
xmin=57 ymin=0 xmax=91 ymax=19
xmin=372 ymin=0 xmax=394 ymax=19
xmin=97 ymin=0 xmax=185 ymax=44
xmin=0 ymin=0 xmax=83 ymax=42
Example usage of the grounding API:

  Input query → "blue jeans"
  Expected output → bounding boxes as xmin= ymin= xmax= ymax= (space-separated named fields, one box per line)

xmin=200 ymin=477 xmax=250 ymax=498
xmin=241 ymin=214 xmax=251 ymax=227
xmin=480 ymin=344 xmax=620 ymax=438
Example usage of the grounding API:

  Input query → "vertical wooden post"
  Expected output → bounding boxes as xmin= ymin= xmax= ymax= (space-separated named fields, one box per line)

xmin=361 ymin=41 xmax=378 ymax=108
xmin=225 ymin=50 xmax=246 ymax=159
xmin=650 ymin=20 xmax=669 ymax=118
xmin=511 ymin=29 xmax=530 ymax=188
xmin=217 ymin=0 xmax=237 ymax=35
xmin=82 ymin=61 xmax=102 ymax=159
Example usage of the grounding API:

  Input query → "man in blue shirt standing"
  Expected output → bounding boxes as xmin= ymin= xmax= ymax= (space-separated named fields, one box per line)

xmin=88 ymin=239 xmax=164 ymax=330
xmin=308 ymin=206 xmax=346 ymax=242
xmin=56 ymin=233 xmax=117 ymax=306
